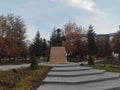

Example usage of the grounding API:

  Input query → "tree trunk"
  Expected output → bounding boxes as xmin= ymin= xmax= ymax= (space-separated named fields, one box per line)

xmin=119 ymin=53 xmax=120 ymax=60
xmin=0 ymin=56 xmax=1 ymax=62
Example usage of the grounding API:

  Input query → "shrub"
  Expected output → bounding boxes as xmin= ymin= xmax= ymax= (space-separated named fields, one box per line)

xmin=30 ymin=56 xmax=38 ymax=70
xmin=88 ymin=55 xmax=95 ymax=65
xmin=80 ymin=63 xmax=84 ymax=66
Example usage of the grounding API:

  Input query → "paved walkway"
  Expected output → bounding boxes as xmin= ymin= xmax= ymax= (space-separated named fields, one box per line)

xmin=0 ymin=63 xmax=48 ymax=70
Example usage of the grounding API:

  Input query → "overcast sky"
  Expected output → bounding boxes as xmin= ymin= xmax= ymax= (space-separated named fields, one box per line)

xmin=0 ymin=0 xmax=120 ymax=40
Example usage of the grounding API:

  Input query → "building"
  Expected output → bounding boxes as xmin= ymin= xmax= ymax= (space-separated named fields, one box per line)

xmin=81 ymin=33 xmax=115 ymax=42
xmin=96 ymin=33 xmax=115 ymax=42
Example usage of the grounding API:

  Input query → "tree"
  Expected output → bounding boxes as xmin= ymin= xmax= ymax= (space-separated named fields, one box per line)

xmin=87 ymin=25 xmax=96 ymax=55
xmin=74 ymin=40 xmax=88 ymax=59
xmin=0 ymin=14 xmax=26 ymax=60
xmin=96 ymin=38 xmax=106 ymax=57
xmin=112 ymin=30 xmax=120 ymax=59
xmin=104 ymin=37 xmax=112 ymax=57
xmin=87 ymin=24 xmax=96 ymax=65
xmin=50 ymin=28 xmax=56 ymax=46
xmin=29 ymin=31 xmax=42 ymax=57
xmin=96 ymin=35 xmax=112 ymax=59
xmin=30 ymin=56 xmax=38 ymax=70
xmin=41 ymin=39 xmax=48 ymax=57
xmin=63 ymin=21 xmax=85 ymax=58
xmin=88 ymin=55 xmax=95 ymax=65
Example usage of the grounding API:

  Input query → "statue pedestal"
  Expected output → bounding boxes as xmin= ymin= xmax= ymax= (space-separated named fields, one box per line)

xmin=49 ymin=47 xmax=68 ymax=64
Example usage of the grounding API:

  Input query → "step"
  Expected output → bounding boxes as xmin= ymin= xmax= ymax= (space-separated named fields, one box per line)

xmin=44 ymin=72 xmax=120 ymax=84
xmin=40 ymin=63 xmax=80 ymax=67
xmin=51 ymin=66 xmax=92 ymax=72
xmin=38 ymin=80 xmax=120 ymax=90
xmin=50 ymin=63 xmax=80 ymax=67
xmin=48 ymin=69 xmax=105 ymax=77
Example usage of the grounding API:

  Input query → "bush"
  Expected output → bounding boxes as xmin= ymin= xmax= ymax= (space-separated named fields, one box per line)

xmin=88 ymin=55 xmax=95 ymax=65
xmin=30 ymin=56 xmax=38 ymax=70
xmin=80 ymin=63 xmax=84 ymax=66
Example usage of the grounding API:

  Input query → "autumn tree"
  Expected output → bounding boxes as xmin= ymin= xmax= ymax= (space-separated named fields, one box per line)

xmin=20 ymin=41 xmax=29 ymax=59
xmin=112 ymin=30 xmax=120 ymax=59
xmin=96 ymin=38 xmax=106 ymax=57
xmin=104 ymin=36 xmax=112 ymax=57
xmin=74 ymin=40 xmax=88 ymax=59
xmin=96 ymin=34 xmax=112 ymax=59
xmin=0 ymin=14 xmax=26 ymax=60
xmin=63 ymin=21 xmax=86 ymax=58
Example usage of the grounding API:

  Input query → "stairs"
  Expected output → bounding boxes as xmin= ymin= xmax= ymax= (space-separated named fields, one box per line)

xmin=37 ymin=63 xmax=120 ymax=90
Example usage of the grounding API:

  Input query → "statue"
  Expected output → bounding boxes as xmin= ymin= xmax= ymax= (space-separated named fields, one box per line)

xmin=49 ymin=28 xmax=67 ymax=64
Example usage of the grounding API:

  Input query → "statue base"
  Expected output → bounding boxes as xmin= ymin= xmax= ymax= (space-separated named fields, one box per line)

xmin=49 ymin=47 xmax=68 ymax=64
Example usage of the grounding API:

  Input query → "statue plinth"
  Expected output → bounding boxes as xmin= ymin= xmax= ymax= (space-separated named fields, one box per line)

xmin=49 ymin=47 xmax=68 ymax=64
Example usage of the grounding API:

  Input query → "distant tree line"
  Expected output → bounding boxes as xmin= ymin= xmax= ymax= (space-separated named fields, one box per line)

xmin=0 ymin=13 xmax=120 ymax=64
xmin=49 ymin=21 xmax=120 ymax=61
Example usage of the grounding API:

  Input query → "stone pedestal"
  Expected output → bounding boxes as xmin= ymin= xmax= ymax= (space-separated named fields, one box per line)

xmin=49 ymin=47 xmax=67 ymax=64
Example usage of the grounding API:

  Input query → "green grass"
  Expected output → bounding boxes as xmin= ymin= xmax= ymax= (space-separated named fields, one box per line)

xmin=0 ymin=66 xmax=51 ymax=90
xmin=93 ymin=65 xmax=120 ymax=73
xmin=96 ymin=59 xmax=120 ymax=66
xmin=94 ymin=59 xmax=120 ymax=72
xmin=84 ymin=63 xmax=120 ymax=73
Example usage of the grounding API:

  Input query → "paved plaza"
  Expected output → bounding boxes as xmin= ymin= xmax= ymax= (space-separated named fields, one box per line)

xmin=37 ymin=63 xmax=120 ymax=90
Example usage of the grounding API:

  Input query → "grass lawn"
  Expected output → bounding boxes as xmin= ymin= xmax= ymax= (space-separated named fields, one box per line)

xmin=95 ymin=59 xmax=120 ymax=66
xmin=92 ymin=65 xmax=120 ymax=73
xmin=0 ymin=66 xmax=51 ymax=90
xmin=85 ymin=59 xmax=120 ymax=73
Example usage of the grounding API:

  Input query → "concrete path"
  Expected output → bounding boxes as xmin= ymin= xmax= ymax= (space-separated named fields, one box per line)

xmin=0 ymin=64 xmax=30 ymax=70
xmin=0 ymin=63 xmax=43 ymax=70
xmin=37 ymin=63 xmax=120 ymax=90
xmin=0 ymin=62 xmax=79 ymax=70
